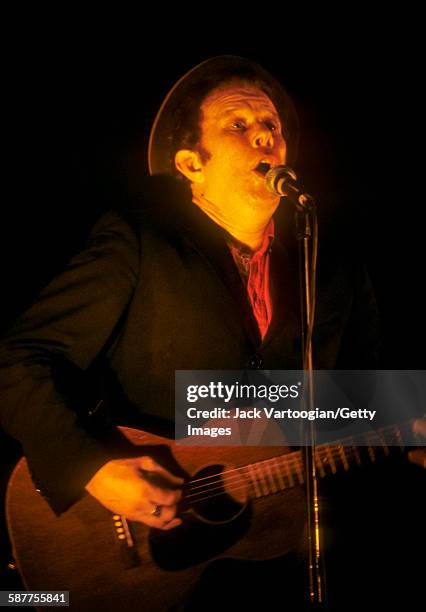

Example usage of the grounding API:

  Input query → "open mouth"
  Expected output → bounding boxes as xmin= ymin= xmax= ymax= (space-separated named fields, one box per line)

xmin=254 ymin=161 xmax=272 ymax=176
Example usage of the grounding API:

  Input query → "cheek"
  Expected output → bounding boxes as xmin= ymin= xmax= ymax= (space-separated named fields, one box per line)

xmin=208 ymin=146 xmax=248 ymax=177
xmin=216 ymin=136 xmax=251 ymax=163
xmin=277 ymin=140 xmax=287 ymax=163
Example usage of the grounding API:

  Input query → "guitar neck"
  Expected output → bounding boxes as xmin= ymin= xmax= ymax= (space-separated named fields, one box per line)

xmin=243 ymin=419 xmax=420 ymax=498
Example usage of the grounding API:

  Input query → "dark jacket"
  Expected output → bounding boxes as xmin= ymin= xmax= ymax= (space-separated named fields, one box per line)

xmin=0 ymin=178 xmax=379 ymax=513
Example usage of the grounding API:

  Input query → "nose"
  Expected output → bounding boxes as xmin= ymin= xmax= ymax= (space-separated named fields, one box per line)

xmin=252 ymin=124 xmax=274 ymax=149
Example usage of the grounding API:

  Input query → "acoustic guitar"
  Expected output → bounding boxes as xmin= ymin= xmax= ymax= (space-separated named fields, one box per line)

xmin=6 ymin=420 xmax=421 ymax=611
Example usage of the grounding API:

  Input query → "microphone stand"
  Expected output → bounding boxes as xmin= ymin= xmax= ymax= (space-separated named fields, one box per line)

xmin=294 ymin=195 xmax=327 ymax=609
xmin=265 ymin=165 xmax=327 ymax=607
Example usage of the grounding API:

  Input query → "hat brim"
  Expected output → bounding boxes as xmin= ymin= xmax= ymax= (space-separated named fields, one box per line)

xmin=148 ymin=55 xmax=299 ymax=176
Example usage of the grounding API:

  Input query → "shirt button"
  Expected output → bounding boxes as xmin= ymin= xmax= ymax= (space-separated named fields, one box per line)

xmin=248 ymin=354 xmax=264 ymax=369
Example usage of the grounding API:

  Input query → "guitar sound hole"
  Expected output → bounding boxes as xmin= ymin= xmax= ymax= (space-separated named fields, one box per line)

xmin=190 ymin=464 xmax=248 ymax=524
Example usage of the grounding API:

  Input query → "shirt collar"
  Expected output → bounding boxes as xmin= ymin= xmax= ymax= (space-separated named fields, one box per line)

xmin=227 ymin=218 xmax=275 ymax=261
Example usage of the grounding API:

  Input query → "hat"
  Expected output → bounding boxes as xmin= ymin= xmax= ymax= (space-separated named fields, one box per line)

xmin=148 ymin=55 xmax=299 ymax=176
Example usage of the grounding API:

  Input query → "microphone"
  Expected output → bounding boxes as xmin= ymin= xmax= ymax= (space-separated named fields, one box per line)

xmin=265 ymin=165 xmax=315 ymax=210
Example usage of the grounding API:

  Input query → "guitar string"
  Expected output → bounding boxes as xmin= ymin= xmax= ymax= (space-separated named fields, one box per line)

xmin=184 ymin=449 xmax=367 ymax=505
xmin=184 ymin=427 xmax=405 ymax=493
xmin=184 ymin=445 xmax=405 ymax=507
xmin=175 ymin=424 xmax=418 ymax=506
xmin=185 ymin=442 xmax=401 ymax=497
xmin=183 ymin=422 xmax=409 ymax=489
xmin=183 ymin=444 xmax=403 ymax=504
xmin=183 ymin=482 xmax=254 ymax=507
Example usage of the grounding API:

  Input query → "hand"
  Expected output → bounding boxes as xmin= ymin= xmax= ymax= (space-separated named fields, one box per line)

xmin=85 ymin=456 xmax=184 ymax=529
xmin=408 ymin=417 xmax=426 ymax=468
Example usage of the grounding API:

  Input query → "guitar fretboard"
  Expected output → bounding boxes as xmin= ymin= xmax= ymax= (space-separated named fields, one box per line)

xmin=242 ymin=420 xmax=419 ymax=499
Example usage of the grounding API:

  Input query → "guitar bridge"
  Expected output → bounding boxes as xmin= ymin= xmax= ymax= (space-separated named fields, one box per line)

xmin=112 ymin=514 xmax=141 ymax=569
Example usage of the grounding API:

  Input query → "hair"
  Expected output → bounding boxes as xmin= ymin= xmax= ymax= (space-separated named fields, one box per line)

xmin=170 ymin=66 xmax=290 ymax=180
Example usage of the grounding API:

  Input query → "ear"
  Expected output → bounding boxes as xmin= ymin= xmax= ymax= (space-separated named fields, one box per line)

xmin=174 ymin=149 xmax=204 ymax=184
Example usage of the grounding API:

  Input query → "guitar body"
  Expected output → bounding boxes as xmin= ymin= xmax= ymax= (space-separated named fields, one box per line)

xmin=6 ymin=428 xmax=306 ymax=611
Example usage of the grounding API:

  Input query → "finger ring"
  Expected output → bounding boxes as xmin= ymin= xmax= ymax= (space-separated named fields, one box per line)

xmin=151 ymin=504 xmax=162 ymax=517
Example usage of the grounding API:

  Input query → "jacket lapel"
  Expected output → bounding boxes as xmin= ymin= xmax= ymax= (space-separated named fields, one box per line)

xmin=179 ymin=203 xmax=262 ymax=346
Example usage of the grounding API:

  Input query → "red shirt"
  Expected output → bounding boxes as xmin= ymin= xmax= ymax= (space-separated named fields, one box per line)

xmin=227 ymin=219 xmax=274 ymax=340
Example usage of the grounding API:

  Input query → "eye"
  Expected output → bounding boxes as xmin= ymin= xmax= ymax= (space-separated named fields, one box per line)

xmin=265 ymin=120 xmax=278 ymax=132
xmin=230 ymin=120 xmax=246 ymax=130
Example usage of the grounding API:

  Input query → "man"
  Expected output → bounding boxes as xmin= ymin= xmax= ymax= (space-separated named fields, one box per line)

xmin=1 ymin=56 xmax=313 ymax=521
xmin=0 ymin=56 xmax=422 ymax=609
xmin=85 ymin=61 xmax=300 ymax=529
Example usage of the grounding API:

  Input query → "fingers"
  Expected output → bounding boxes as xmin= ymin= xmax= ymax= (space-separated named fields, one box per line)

xmin=409 ymin=418 xmax=426 ymax=469
xmin=144 ymin=503 xmax=183 ymax=530
xmin=139 ymin=477 xmax=182 ymax=507
xmin=85 ymin=456 xmax=185 ymax=530
xmin=162 ymin=518 xmax=183 ymax=531
xmin=139 ymin=457 xmax=185 ymax=487
xmin=144 ymin=516 xmax=183 ymax=531
xmin=132 ymin=459 xmax=184 ymax=528
xmin=408 ymin=449 xmax=426 ymax=469
xmin=123 ymin=501 xmax=182 ymax=530
xmin=137 ymin=457 xmax=184 ymax=506
xmin=412 ymin=417 xmax=426 ymax=437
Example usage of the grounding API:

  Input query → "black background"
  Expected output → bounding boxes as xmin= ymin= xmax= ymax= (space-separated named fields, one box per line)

xmin=1 ymin=17 xmax=425 ymax=609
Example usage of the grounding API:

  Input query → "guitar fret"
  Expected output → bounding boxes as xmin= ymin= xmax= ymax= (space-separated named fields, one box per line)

xmin=326 ymin=447 xmax=337 ymax=473
xmin=295 ymin=460 xmax=304 ymax=484
xmin=237 ymin=413 xmax=424 ymax=503
xmin=365 ymin=432 xmax=379 ymax=462
xmin=378 ymin=432 xmax=390 ymax=456
xmin=255 ymin=463 xmax=270 ymax=496
xmin=351 ymin=445 xmax=362 ymax=466
xmin=284 ymin=457 xmax=295 ymax=487
xmin=264 ymin=460 xmax=278 ymax=493
xmin=338 ymin=445 xmax=349 ymax=470
xmin=315 ymin=452 xmax=326 ymax=477
xmin=272 ymin=457 xmax=286 ymax=490
xmin=247 ymin=464 xmax=262 ymax=497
